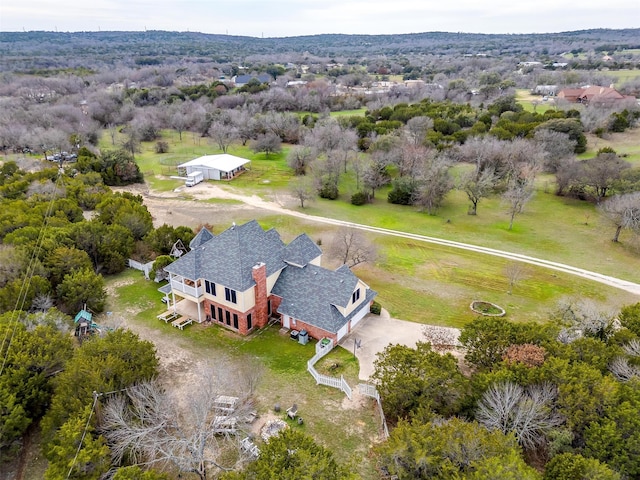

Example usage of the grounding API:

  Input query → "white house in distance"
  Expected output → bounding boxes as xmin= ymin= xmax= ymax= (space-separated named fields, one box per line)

xmin=178 ymin=154 xmax=251 ymax=181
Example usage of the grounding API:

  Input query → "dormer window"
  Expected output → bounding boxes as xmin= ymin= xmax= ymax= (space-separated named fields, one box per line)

xmin=352 ymin=288 xmax=360 ymax=304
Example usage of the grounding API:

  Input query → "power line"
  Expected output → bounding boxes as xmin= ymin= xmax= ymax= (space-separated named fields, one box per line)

xmin=0 ymin=169 xmax=65 ymax=376
xmin=64 ymin=385 xmax=132 ymax=478
xmin=66 ymin=391 xmax=101 ymax=480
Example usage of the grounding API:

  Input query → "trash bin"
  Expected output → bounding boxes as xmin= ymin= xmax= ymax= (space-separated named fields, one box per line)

xmin=298 ymin=330 xmax=309 ymax=345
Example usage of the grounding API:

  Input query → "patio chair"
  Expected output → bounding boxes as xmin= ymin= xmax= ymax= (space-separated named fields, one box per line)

xmin=286 ymin=403 xmax=298 ymax=420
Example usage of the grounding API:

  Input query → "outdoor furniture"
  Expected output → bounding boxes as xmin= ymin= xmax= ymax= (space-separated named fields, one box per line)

xmin=241 ymin=436 xmax=260 ymax=458
xmin=157 ymin=310 xmax=180 ymax=323
xmin=286 ymin=403 xmax=298 ymax=420
xmin=214 ymin=395 xmax=239 ymax=413
xmin=171 ymin=316 xmax=193 ymax=330
xmin=212 ymin=415 xmax=237 ymax=434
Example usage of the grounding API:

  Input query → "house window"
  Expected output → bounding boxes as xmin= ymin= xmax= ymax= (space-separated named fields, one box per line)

xmin=218 ymin=307 xmax=223 ymax=323
xmin=233 ymin=314 xmax=238 ymax=329
xmin=225 ymin=287 xmax=237 ymax=304
xmin=210 ymin=305 xmax=216 ymax=320
xmin=352 ymin=288 xmax=361 ymax=304
xmin=226 ymin=310 xmax=231 ymax=325
xmin=267 ymin=300 xmax=272 ymax=315
xmin=205 ymin=280 xmax=216 ymax=296
xmin=247 ymin=314 xmax=252 ymax=330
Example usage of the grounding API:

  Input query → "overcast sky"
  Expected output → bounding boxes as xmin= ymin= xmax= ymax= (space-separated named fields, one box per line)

xmin=2 ymin=0 xmax=638 ymax=37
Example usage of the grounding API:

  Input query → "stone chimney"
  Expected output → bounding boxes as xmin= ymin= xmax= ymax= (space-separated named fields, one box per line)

xmin=252 ymin=263 xmax=268 ymax=328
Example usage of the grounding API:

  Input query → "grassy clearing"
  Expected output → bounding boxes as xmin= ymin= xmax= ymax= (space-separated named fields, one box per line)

xmin=330 ymin=107 xmax=368 ymax=117
xmin=582 ymin=130 xmax=640 ymax=165
xmin=299 ymin=183 xmax=640 ymax=283
xmin=600 ymin=69 xmax=640 ymax=85
xmin=105 ymin=270 xmax=380 ymax=477
xmin=515 ymin=89 xmax=558 ymax=114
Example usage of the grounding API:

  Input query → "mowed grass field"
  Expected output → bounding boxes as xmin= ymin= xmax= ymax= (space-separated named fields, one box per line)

xmin=97 ymin=117 xmax=640 ymax=327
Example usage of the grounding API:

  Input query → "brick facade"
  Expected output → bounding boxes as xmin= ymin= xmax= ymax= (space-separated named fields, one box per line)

xmin=202 ymin=298 xmax=253 ymax=335
xmin=290 ymin=320 xmax=337 ymax=343
xmin=252 ymin=263 xmax=268 ymax=328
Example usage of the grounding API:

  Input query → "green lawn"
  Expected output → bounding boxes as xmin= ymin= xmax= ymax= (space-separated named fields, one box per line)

xmin=112 ymin=125 xmax=640 ymax=327
xmin=599 ymin=69 xmax=640 ymax=85
xmin=105 ymin=270 xmax=380 ymax=477
xmin=330 ymin=107 xmax=367 ymax=117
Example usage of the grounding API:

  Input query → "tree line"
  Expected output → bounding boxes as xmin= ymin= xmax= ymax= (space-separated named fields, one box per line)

xmin=371 ymin=300 xmax=640 ymax=479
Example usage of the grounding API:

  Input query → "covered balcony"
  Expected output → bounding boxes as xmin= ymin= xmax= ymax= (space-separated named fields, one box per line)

xmin=169 ymin=274 xmax=203 ymax=298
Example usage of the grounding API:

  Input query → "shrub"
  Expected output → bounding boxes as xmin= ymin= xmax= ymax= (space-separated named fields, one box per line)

xmin=370 ymin=301 xmax=382 ymax=315
xmin=388 ymin=177 xmax=417 ymax=205
xmin=318 ymin=181 xmax=339 ymax=200
xmin=154 ymin=141 xmax=169 ymax=154
xmin=351 ymin=191 xmax=368 ymax=205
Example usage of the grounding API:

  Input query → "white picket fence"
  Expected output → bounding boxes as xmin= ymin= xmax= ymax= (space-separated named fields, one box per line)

xmin=358 ymin=383 xmax=389 ymax=439
xmin=306 ymin=339 xmax=352 ymax=399
xmin=128 ymin=259 xmax=154 ymax=279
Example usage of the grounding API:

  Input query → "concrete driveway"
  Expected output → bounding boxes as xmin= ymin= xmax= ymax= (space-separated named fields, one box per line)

xmin=338 ymin=309 xmax=427 ymax=380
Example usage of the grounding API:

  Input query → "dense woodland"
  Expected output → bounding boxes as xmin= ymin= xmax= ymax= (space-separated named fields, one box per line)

xmin=1 ymin=28 xmax=640 ymax=479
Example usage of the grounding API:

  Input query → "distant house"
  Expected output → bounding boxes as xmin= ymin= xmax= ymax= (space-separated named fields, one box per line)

xmin=557 ymin=85 xmax=635 ymax=105
xmin=177 ymin=154 xmax=250 ymax=181
xmin=163 ymin=220 xmax=376 ymax=342
xmin=231 ymin=74 xmax=272 ymax=87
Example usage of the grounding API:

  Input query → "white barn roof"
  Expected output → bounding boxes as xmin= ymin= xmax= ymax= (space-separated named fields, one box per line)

xmin=179 ymin=154 xmax=250 ymax=173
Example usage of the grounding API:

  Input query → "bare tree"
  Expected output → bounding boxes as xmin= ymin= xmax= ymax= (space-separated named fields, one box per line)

xmin=609 ymin=356 xmax=640 ymax=382
xmin=289 ymin=176 xmax=315 ymax=208
xmin=169 ymin=104 xmax=190 ymax=142
xmin=362 ymin=153 xmax=391 ymax=199
xmin=414 ymin=155 xmax=453 ymax=215
xmin=459 ymin=168 xmax=496 ymax=215
xmin=581 ymin=153 xmax=630 ymax=202
xmin=329 ymin=228 xmax=377 ymax=267
xmin=554 ymin=298 xmax=617 ymax=342
xmin=533 ymin=129 xmax=576 ymax=173
xmin=504 ymin=261 xmax=527 ymax=294
xmin=208 ymin=121 xmax=238 ymax=153
xmin=598 ymin=192 xmax=640 ymax=243
xmin=503 ymin=174 xmax=535 ymax=231
xmin=405 ymin=116 xmax=433 ymax=145
xmin=101 ymin=367 xmax=257 ymax=480
xmin=251 ymin=132 xmax=282 ymax=158
xmin=287 ymin=145 xmax=315 ymax=176
xmin=476 ymin=381 xmax=563 ymax=450
xmin=398 ymin=143 xmax=429 ymax=177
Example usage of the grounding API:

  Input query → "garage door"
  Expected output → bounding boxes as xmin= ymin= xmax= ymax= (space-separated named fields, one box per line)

xmin=350 ymin=304 xmax=369 ymax=329
xmin=337 ymin=323 xmax=349 ymax=341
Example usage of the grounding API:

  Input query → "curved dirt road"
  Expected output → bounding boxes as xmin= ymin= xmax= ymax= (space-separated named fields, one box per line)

xmin=144 ymin=183 xmax=640 ymax=297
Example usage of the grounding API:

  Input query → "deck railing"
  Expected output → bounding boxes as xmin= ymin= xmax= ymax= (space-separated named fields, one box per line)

xmin=170 ymin=279 xmax=203 ymax=297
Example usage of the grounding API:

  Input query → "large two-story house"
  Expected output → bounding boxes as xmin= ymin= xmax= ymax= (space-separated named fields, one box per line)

xmin=162 ymin=220 xmax=376 ymax=342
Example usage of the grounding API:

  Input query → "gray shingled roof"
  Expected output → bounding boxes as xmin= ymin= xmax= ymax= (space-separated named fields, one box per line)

xmin=272 ymin=263 xmax=376 ymax=334
xmin=164 ymin=220 xmax=376 ymax=333
xmin=283 ymin=234 xmax=322 ymax=266
xmin=165 ymin=220 xmax=287 ymax=291
xmin=189 ymin=228 xmax=215 ymax=250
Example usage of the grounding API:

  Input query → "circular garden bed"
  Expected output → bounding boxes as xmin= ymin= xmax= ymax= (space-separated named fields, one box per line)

xmin=470 ymin=300 xmax=506 ymax=317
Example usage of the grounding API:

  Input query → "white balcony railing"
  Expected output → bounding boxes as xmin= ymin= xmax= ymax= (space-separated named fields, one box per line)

xmin=170 ymin=279 xmax=203 ymax=298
